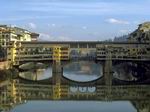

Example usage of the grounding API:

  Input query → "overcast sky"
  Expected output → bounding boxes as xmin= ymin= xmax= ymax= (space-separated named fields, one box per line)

xmin=0 ymin=0 xmax=150 ymax=41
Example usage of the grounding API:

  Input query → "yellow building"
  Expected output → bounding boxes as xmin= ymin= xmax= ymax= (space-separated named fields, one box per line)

xmin=7 ymin=41 xmax=70 ymax=66
xmin=0 ymin=25 xmax=39 ymax=48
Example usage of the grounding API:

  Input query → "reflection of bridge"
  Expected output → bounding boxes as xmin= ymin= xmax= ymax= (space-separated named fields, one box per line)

xmin=1 ymin=78 xmax=150 ymax=112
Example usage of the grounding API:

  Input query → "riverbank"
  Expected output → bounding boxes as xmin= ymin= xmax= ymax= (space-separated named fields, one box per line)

xmin=0 ymin=68 xmax=18 ymax=82
xmin=0 ymin=61 xmax=9 ymax=70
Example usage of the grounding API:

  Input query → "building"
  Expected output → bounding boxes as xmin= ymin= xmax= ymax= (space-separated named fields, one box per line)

xmin=0 ymin=25 xmax=39 ymax=48
xmin=7 ymin=41 xmax=70 ymax=65
xmin=31 ymin=33 xmax=39 ymax=41
xmin=128 ymin=22 xmax=150 ymax=42
xmin=7 ymin=41 xmax=150 ymax=66
xmin=0 ymin=25 xmax=39 ymax=65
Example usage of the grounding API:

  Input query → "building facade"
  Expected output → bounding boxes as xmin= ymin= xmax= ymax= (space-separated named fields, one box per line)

xmin=7 ymin=41 xmax=150 ymax=66
xmin=128 ymin=22 xmax=150 ymax=42
xmin=0 ymin=25 xmax=39 ymax=48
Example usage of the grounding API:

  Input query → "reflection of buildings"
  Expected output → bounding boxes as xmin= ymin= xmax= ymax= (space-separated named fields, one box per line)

xmin=19 ymin=71 xmax=37 ymax=80
xmin=0 ymin=80 xmax=23 ymax=111
xmin=80 ymin=65 xmax=91 ymax=74
xmin=19 ymin=68 xmax=52 ymax=81
xmin=19 ymin=70 xmax=44 ymax=80
xmin=0 ymin=78 xmax=150 ymax=112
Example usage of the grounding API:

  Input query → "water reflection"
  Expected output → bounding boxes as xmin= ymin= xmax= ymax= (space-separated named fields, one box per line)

xmin=18 ymin=61 xmax=145 ymax=82
xmin=10 ymin=101 xmax=136 ymax=112
xmin=1 ymin=61 xmax=149 ymax=112
xmin=0 ymin=75 xmax=149 ymax=112
xmin=70 ymin=87 xmax=96 ymax=93
xmin=113 ymin=62 xmax=149 ymax=82
xmin=63 ymin=61 xmax=102 ymax=82
xmin=19 ymin=67 xmax=52 ymax=80
xmin=19 ymin=61 xmax=102 ymax=82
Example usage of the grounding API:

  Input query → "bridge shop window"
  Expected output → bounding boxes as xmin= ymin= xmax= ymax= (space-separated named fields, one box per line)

xmin=79 ymin=44 xmax=87 ymax=48
xmin=61 ymin=52 xmax=68 ymax=54
xmin=88 ymin=44 xmax=96 ymax=48
xmin=60 ymin=47 xmax=68 ymax=50
xmin=70 ymin=44 xmax=78 ymax=48
xmin=97 ymin=56 xmax=106 ymax=58
xmin=61 ymin=56 xmax=68 ymax=58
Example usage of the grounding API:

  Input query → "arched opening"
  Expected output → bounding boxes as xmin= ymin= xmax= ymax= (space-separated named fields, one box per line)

xmin=19 ymin=62 xmax=52 ymax=81
xmin=63 ymin=61 xmax=103 ymax=82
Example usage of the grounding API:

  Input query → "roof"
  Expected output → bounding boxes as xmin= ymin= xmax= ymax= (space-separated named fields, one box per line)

xmin=20 ymin=41 xmax=150 ymax=45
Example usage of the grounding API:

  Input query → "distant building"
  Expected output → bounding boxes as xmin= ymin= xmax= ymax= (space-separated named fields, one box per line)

xmin=0 ymin=25 xmax=39 ymax=48
xmin=128 ymin=22 xmax=150 ymax=42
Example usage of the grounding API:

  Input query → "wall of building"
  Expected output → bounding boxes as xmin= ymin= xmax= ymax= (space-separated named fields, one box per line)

xmin=0 ymin=61 xmax=9 ymax=69
xmin=7 ymin=41 xmax=150 ymax=66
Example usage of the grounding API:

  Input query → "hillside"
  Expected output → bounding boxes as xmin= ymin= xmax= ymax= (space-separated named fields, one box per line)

xmin=128 ymin=22 xmax=150 ymax=42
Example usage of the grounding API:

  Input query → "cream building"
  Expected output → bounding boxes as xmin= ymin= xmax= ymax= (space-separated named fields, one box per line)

xmin=128 ymin=22 xmax=150 ymax=42
xmin=0 ymin=25 xmax=39 ymax=48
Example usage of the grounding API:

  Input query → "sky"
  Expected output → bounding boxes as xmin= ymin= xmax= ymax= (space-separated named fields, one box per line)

xmin=0 ymin=0 xmax=150 ymax=41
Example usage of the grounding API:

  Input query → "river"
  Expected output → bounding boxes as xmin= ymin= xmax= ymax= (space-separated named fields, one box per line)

xmin=11 ymin=101 xmax=136 ymax=112
xmin=11 ymin=61 xmax=137 ymax=112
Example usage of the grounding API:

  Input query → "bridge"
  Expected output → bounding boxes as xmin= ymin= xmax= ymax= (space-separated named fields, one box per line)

xmin=7 ymin=41 xmax=150 ymax=65
xmin=1 ymin=41 xmax=150 ymax=112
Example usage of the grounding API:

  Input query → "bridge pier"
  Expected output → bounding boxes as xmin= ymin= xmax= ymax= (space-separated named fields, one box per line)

xmin=52 ymin=46 xmax=63 ymax=100
xmin=104 ymin=59 xmax=112 ymax=86
xmin=52 ymin=61 xmax=62 ymax=100
xmin=102 ymin=46 xmax=113 ymax=100
xmin=103 ymin=46 xmax=113 ymax=86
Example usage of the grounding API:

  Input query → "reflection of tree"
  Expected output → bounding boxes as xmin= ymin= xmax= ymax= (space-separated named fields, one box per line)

xmin=114 ymin=62 xmax=149 ymax=81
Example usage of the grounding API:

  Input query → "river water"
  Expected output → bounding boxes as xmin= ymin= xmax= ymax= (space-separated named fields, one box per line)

xmin=11 ymin=61 xmax=137 ymax=112
xmin=11 ymin=101 xmax=136 ymax=112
